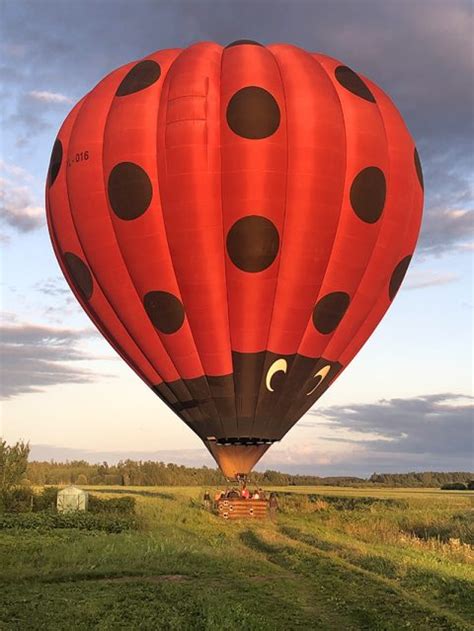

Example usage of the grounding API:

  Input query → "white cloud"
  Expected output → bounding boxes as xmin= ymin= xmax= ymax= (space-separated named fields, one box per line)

xmin=0 ymin=321 xmax=107 ymax=398
xmin=0 ymin=161 xmax=44 ymax=232
xmin=28 ymin=90 xmax=72 ymax=104
xmin=418 ymin=208 xmax=474 ymax=257
xmin=309 ymin=393 xmax=474 ymax=458
xmin=404 ymin=271 xmax=459 ymax=290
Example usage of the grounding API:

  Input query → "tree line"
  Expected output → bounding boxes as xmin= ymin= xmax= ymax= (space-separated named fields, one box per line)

xmin=368 ymin=471 xmax=474 ymax=488
xmin=2 ymin=441 xmax=472 ymax=488
xmin=25 ymin=458 xmax=474 ymax=488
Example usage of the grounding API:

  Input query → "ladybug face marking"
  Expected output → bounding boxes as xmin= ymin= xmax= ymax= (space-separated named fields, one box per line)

xmin=265 ymin=358 xmax=288 ymax=392
xmin=306 ymin=364 xmax=332 ymax=396
xmin=153 ymin=351 xmax=342 ymax=443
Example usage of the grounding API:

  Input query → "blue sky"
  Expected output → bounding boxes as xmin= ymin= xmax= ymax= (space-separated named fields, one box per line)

xmin=1 ymin=0 xmax=472 ymax=475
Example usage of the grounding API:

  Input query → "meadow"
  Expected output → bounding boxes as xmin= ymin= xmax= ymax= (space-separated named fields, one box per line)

xmin=0 ymin=485 xmax=473 ymax=630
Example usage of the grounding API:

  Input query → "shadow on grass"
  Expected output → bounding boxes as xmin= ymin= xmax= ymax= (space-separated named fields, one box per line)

xmin=239 ymin=528 xmax=468 ymax=630
xmin=280 ymin=524 xmax=474 ymax=620
xmin=239 ymin=530 xmax=284 ymax=557
xmin=278 ymin=492 xmax=408 ymax=511
xmin=404 ymin=511 xmax=474 ymax=545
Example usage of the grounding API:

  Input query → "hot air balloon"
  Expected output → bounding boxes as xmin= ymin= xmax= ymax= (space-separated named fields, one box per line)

xmin=45 ymin=41 xmax=423 ymax=480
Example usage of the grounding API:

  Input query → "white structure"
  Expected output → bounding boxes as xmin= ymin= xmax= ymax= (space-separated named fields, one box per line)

xmin=56 ymin=486 xmax=88 ymax=512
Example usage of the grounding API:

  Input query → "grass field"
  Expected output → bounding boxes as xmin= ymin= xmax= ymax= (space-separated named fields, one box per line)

xmin=1 ymin=485 xmax=473 ymax=630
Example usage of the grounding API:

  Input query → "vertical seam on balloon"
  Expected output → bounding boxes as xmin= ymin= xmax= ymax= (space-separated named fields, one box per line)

xmin=282 ymin=56 xmax=379 ymax=430
xmin=271 ymin=52 xmax=349 ymax=437
xmin=337 ymin=83 xmax=420 ymax=367
xmin=99 ymin=61 xmax=193 ymax=395
xmin=48 ymin=196 xmax=153 ymax=390
xmin=155 ymin=45 xmax=227 ymax=437
xmin=219 ymin=45 xmax=239 ymax=438
xmin=250 ymin=44 xmax=290 ymax=441
xmin=294 ymin=54 xmax=348 ymax=358
xmin=57 ymin=95 xmax=163 ymax=390
xmin=65 ymin=59 xmax=196 ymax=431
xmin=321 ymin=77 xmax=392 ymax=371
xmin=156 ymin=47 xmax=220 ymax=434
xmin=304 ymin=70 xmax=391 ymax=380
xmin=109 ymin=51 xmax=206 ymax=422
xmin=284 ymin=64 xmax=394 ymax=431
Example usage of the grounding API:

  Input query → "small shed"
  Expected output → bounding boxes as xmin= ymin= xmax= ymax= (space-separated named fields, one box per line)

xmin=57 ymin=486 xmax=88 ymax=512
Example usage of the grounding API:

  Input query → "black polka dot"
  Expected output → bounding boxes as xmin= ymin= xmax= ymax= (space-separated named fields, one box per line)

xmin=108 ymin=162 xmax=152 ymax=220
xmin=312 ymin=292 xmax=350 ymax=334
xmin=414 ymin=148 xmax=424 ymax=190
xmin=225 ymin=40 xmax=263 ymax=48
xmin=115 ymin=60 xmax=161 ymax=96
xmin=389 ymin=255 xmax=412 ymax=301
xmin=144 ymin=291 xmax=185 ymax=334
xmin=48 ymin=139 xmax=62 ymax=187
xmin=63 ymin=252 xmax=93 ymax=300
xmin=335 ymin=66 xmax=376 ymax=103
xmin=226 ymin=215 xmax=280 ymax=272
xmin=226 ymin=86 xmax=280 ymax=139
xmin=350 ymin=167 xmax=386 ymax=224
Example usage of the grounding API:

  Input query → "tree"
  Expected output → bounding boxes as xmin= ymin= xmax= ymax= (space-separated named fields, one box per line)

xmin=441 ymin=482 xmax=467 ymax=490
xmin=76 ymin=474 xmax=88 ymax=485
xmin=0 ymin=440 xmax=30 ymax=493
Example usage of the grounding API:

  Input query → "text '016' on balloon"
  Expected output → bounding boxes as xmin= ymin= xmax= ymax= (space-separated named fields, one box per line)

xmin=46 ymin=41 xmax=423 ymax=480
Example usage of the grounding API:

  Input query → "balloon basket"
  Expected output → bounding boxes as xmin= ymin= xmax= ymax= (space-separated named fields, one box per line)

xmin=215 ymin=498 xmax=269 ymax=520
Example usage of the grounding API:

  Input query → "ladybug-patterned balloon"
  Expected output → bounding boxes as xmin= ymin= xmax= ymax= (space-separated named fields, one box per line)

xmin=46 ymin=41 xmax=423 ymax=479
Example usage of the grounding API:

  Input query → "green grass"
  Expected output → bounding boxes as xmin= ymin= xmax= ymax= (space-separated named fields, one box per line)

xmin=1 ymin=486 xmax=473 ymax=630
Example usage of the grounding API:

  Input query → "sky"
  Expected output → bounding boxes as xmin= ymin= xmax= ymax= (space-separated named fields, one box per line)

xmin=1 ymin=0 xmax=473 ymax=476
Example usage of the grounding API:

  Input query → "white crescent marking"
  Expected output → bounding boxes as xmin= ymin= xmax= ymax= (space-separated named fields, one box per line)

xmin=306 ymin=364 xmax=331 ymax=396
xmin=265 ymin=358 xmax=288 ymax=392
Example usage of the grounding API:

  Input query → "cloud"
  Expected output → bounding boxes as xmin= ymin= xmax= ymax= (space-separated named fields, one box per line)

xmin=414 ymin=141 xmax=473 ymax=257
xmin=9 ymin=90 xmax=72 ymax=145
xmin=1 ymin=1 xmax=472 ymax=152
xmin=19 ymin=390 xmax=474 ymax=476
xmin=8 ymin=99 xmax=53 ymax=147
xmin=418 ymin=209 xmax=473 ymax=257
xmin=0 ymin=322 xmax=108 ymax=398
xmin=34 ymin=276 xmax=71 ymax=298
xmin=308 ymin=393 xmax=474 ymax=459
xmin=31 ymin=276 xmax=87 ymax=324
xmin=28 ymin=90 xmax=72 ymax=104
xmin=0 ymin=161 xmax=44 ymax=231
xmin=1 ymin=3 xmax=472 ymax=261
xmin=404 ymin=271 xmax=459 ymax=290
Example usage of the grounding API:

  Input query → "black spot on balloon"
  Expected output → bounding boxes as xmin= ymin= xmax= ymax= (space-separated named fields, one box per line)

xmin=108 ymin=162 xmax=152 ymax=220
xmin=63 ymin=252 xmax=93 ymax=300
xmin=144 ymin=291 xmax=185 ymax=334
xmin=312 ymin=292 xmax=350 ymax=334
xmin=350 ymin=166 xmax=386 ymax=224
xmin=414 ymin=148 xmax=424 ymax=190
xmin=335 ymin=66 xmax=376 ymax=103
xmin=115 ymin=60 xmax=161 ymax=96
xmin=225 ymin=40 xmax=263 ymax=48
xmin=389 ymin=255 xmax=412 ymax=301
xmin=226 ymin=86 xmax=280 ymax=139
xmin=48 ymin=139 xmax=62 ymax=187
xmin=226 ymin=215 xmax=280 ymax=272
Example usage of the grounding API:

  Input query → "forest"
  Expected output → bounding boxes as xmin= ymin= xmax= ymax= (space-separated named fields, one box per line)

xmin=24 ymin=459 xmax=474 ymax=488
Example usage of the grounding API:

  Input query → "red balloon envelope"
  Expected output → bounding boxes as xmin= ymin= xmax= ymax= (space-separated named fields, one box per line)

xmin=46 ymin=41 xmax=423 ymax=479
